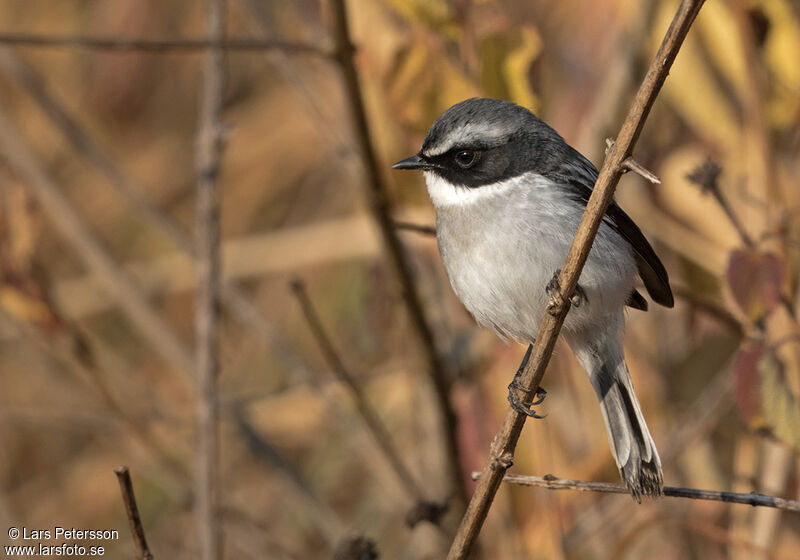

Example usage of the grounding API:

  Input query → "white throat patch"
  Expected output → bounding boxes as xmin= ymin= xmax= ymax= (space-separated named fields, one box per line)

xmin=423 ymin=171 xmax=554 ymax=208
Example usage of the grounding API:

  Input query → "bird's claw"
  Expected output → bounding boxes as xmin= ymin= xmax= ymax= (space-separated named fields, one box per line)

xmin=507 ymin=386 xmax=548 ymax=418
xmin=530 ymin=386 xmax=548 ymax=406
xmin=546 ymin=269 xmax=587 ymax=314
xmin=571 ymin=284 xmax=587 ymax=308
xmin=507 ymin=344 xmax=547 ymax=418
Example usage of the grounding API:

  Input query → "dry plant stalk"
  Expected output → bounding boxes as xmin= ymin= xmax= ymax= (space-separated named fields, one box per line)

xmin=289 ymin=280 xmax=426 ymax=501
xmin=0 ymin=31 xmax=328 ymax=55
xmin=447 ymin=1 xmax=707 ymax=557
xmin=0 ymin=107 xmax=195 ymax=375
xmin=114 ymin=466 xmax=154 ymax=560
xmin=195 ymin=0 xmax=225 ymax=559
xmin=475 ymin=473 xmax=800 ymax=512
xmin=0 ymin=48 xmax=321 ymax=385
xmin=329 ymin=0 xmax=468 ymax=508
xmin=290 ymin=279 xmax=452 ymax=530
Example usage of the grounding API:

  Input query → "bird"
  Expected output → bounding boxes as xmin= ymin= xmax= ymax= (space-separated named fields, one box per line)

xmin=392 ymin=97 xmax=673 ymax=499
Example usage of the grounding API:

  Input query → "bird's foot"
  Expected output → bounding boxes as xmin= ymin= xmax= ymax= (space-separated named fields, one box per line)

xmin=546 ymin=269 xmax=587 ymax=314
xmin=507 ymin=344 xmax=547 ymax=418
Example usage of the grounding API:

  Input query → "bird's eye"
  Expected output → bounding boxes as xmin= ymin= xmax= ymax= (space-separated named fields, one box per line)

xmin=454 ymin=150 xmax=478 ymax=168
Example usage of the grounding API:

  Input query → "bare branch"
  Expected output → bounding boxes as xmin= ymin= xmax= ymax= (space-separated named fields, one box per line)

xmin=686 ymin=159 xmax=756 ymax=247
xmin=606 ymin=139 xmax=661 ymax=183
xmin=289 ymin=279 xmax=425 ymax=499
xmin=114 ymin=466 xmax=155 ymax=560
xmin=195 ymin=1 xmax=225 ymax=559
xmin=563 ymin=358 xmax=736 ymax=553
xmin=0 ymin=47 xmax=316 ymax=387
xmin=472 ymin=472 xmax=800 ymax=512
xmin=622 ymin=156 xmax=661 ymax=184
xmin=329 ymin=0 xmax=468 ymax=508
xmin=672 ymin=284 xmax=745 ymax=335
xmin=0 ymin=32 xmax=328 ymax=56
xmin=686 ymin=160 xmax=796 ymax=321
xmin=0 ymin=304 xmax=192 ymax=487
xmin=0 ymin=106 xmax=195 ymax=375
xmin=290 ymin=279 xmax=450 ymax=529
xmin=392 ymin=221 xmax=437 ymax=237
xmin=446 ymin=1 xmax=707 ymax=557
xmin=232 ymin=410 xmax=344 ymax=546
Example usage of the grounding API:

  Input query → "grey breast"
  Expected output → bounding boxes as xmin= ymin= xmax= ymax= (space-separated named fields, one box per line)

xmin=434 ymin=192 xmax=555 ymax=342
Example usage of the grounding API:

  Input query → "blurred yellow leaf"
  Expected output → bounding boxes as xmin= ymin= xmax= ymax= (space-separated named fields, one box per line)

xmin=761 ymin=351 xmax=800 ymax=449
xmin=654 ymin=3 xmax=741 ymax=150
xmin=3 ymin=183 xmax=37 ymax=267
xmin=503 ymin=26 xmax=541 ymax=112
xmin=387 ymin=41 xmax=478 ymax=130
xmin=384 ymin=0 xmax=457 ymax=36
xmin=479 ymin=26 xmax=541 ymax=111
xmin=762 ymin=0 xmax=800 ymax=128
xmin=388 ymin=42 xmax=437 ymax=124
xmin=0 ymin=287 xmax=55 ymax=325
xmin=697 ymin=0 xmax=748 ymax=96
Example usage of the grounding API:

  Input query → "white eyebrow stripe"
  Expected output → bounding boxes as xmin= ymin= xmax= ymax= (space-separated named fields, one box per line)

xmin=423 ymin=121 xmax=515 ymax=157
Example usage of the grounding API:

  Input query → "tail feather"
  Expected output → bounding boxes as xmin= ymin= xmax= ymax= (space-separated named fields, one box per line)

xmin=567 ymin=317 xmax=663 ymax=500
xmin=600 ymin=376 xmax=662 ymax=499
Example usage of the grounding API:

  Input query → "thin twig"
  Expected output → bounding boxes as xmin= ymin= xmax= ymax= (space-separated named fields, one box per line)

xmin=672 ymin=284 xmax=745 ymax=335
xmin=686 ymin=160 xmax=797 ymax=320
xmin=686 ymin=159 xmax=756 ymax=247
xmin=0 ymin=47 xmax=320 ymax=388
xmin=0 ymin=305 xmax=192 ymax=488
xmin=195 ymin=1 xmax=225 ymax=559
xmin=564 ymin=358 xmax=737 ymax=553
xmin=114 ymin=466 xmax=155 ymax=560
xmin=622 ymin=157 xmax=661 ymax=184
xmin=0 ymin=32 xmax=328 ymax=56
xmin=606 ymin=139 xmax=661 ymax=184
xmin=290 ymin=279 xmax=425 ymax=499
xmin=232 ymin=410 xmax=344 ymax=546
xmin=392 ymin=221 xmax=437 ymax=237
xmin=472 ymin=472 xmax=800 ymax=512
xmin=287 ymin=281 xmax=451 ymax=531
xmin=0 ymin=105 xmax=195 ymax=375
xmin=329 ymin=0 xmax=468 ymax=509
xmin=446 ymin=2 xmax=706 ymax=557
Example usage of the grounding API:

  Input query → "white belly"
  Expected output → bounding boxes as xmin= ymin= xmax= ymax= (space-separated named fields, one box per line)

xmin=428 ymin=172 xmax=637 ymax=341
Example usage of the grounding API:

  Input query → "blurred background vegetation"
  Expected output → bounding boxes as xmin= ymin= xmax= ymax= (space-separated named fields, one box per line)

xmin=1 ymin=0 xmax=800 ymax=558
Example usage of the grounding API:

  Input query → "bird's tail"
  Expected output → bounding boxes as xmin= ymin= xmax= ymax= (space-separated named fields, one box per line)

xmin=566 ymin=316 xmax=663 ymax=500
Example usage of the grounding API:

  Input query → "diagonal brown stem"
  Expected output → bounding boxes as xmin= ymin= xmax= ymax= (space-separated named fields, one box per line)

xmin=446 ymin=1 xmax=707 ymax=557
xmin=114 ymin=466 xmax=155 ymax=560
xmin=329 ymin=0 xmax=469 ymax=509
xmin=289 ymin=279 xmax=426 ymax=501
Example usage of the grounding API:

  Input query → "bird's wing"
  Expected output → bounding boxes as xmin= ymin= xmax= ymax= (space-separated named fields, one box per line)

xmin=545 ymin=151 xmax=674 ymax=309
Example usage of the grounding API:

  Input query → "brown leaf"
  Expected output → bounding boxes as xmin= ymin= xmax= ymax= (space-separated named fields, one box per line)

xmin=0 ymin=182 xmax=62 ymax=332
xmin=725 ymin=249 xmax=784 ymax=322
xmin=734 ymin=343 xmax=765 ymax=425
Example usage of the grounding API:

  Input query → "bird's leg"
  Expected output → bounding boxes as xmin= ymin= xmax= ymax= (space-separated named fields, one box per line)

xmin=546 ymin=269 xmax=588 ymax=314
xmin=507 ymin=344 xmax=547 ymax=418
